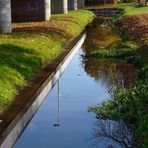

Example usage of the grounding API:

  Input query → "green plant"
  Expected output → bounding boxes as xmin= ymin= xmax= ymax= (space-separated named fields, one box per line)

xmin=89 ymin=41 xmax=138 ymax=58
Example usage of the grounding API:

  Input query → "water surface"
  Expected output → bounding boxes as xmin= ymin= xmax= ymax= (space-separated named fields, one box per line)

xmin=15 ymin=49 xmax=124 ymax=148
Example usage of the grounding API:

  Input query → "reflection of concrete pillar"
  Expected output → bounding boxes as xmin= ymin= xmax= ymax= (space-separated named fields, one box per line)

xmin=0 ymin=0 xmax=12 ymax=33
xmin=68 ymin=0 xmax=77 ymax=10
xmin=77 ymin=0 xmax=85 ymax=8
xmin=51 ymin=0 xmax=68 ymax=14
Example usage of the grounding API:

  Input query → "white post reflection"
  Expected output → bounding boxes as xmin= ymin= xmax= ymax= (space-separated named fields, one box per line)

xmin=53 ymin=80 xmax=60 ymax=127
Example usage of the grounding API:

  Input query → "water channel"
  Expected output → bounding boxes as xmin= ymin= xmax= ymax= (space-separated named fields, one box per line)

xmin=14 ymin=17 xmax=136 ymax=148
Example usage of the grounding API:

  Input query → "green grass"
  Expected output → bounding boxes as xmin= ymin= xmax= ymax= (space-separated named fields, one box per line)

xmin=0 ymin=10 xmax=94 ymax=112
xmin=119 ymin=3 xmax=148 ymax=16
xmin=93 ymin=2 xmax=148 ymax=16
xmin=52 ymin=10 xmax=95 ymax=36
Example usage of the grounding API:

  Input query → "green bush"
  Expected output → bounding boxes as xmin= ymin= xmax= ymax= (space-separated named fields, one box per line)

xmin=89 ymin=78 xmax=148 ymax=146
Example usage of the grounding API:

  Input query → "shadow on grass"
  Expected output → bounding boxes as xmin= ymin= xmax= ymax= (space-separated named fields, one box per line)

xmin=0 ymin=44 xmax=42 ymax=80
xmin=12 ymin=25 xmax=72 ymax=39
xmin=0 ymin=44 xmax=44 ymax=112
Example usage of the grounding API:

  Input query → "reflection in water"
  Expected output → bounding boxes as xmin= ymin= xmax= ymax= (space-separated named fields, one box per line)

xmin=81 ymin=54 xmax=135 ymax=147
xmin=81 ymin=55 xmax=137 ymax=92
xmin=84 ymin=17 xmax=121 ymax=53
xmin=82 ymin=16 xmax=137 ymax=92
xmin=53 ymin=80 xmax=60 ymax=127
xmin=82 ymin=16 xmax=136 ymax=148
xmin=91 ymin=120 xmax=132 ymax=148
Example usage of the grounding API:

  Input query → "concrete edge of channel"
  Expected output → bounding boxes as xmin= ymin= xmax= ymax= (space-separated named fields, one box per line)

xmin=0 ymin=32 xmax=87 ymax=148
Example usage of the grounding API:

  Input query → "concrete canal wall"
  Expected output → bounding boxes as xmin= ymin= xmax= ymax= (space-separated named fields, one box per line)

xmin=0 ymin=32 xmax=86 ymax=148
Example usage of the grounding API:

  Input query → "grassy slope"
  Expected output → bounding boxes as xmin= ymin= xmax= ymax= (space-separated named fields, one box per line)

xmin=0 ymin=10 xmax=94 ymax=112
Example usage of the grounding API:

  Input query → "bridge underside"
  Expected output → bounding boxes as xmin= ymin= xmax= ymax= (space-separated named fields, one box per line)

xmin=78 ymin=0 xmax=85 ymax=8
xmin=51 ymin=0 xmax=68 ymax=14
xmin=68 ymin=0 xmax=77 ymax=10
xmin=11 ymin=0 xmax=51 ymax=23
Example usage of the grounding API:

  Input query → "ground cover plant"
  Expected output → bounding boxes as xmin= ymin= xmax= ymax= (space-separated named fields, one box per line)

xmin=89 ymin=41 xmax=138 ymax=58
xmin=0 ymin=10 xmax=94 ymax=112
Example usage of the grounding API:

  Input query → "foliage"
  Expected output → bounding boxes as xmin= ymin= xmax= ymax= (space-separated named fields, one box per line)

xmin=116 ymin=14 xmax=148 ymax=40
xmin=88 ymin=55 xmax=148 ymax=147
xmin=0 ymin=10 xmax=94 ymax=112
xmin=84 ymin=17 xmax=122 ymax=53
xmin=88 ymin=78 xmax=148 ymax=147
xmin=89 ymin=41 xmax=138 ymax=58
xmin=87 ymin=3 xmax=148 ymax=147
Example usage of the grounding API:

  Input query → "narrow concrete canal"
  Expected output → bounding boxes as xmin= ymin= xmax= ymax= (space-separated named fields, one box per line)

xmin=14 ymin=16 xmax=135 ymax=148
xmin=15 ymin=48 xmax=121 ymax=148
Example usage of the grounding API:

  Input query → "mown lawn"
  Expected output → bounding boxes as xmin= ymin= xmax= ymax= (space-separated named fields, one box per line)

xmin=119 ymin=2 xmax=148 ymax=16
xmin=0 ymin=10 xmax=94 ymax=112
xmin=108 ymin=2 xmax=148 ymax=16
xmin=87 ymin=2 xmax=148 ymax=16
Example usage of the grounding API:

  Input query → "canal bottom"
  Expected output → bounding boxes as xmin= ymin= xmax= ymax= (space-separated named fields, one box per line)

xmin=15 ymin=49 xmax=124 ymax=148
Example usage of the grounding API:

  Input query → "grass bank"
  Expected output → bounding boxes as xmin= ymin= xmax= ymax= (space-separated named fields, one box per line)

xmin=86 ymin=3 xmax=148 ymax=147
xmin=87 ymin=2 xmax=148 ymax=16
xmin=0 ymin=10 xmax=94 ymax=112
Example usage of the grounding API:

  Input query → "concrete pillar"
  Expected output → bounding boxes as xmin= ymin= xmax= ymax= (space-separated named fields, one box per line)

xmin=44 ymin=0 xmax=51 ymax=21
xmin=51 ymin=0 xmax=68 ymax=14
xmin=68 ymin=0 xmax=77 ymax=10
xmin=77 ymin=0 xmax=85 ymax=8
xmin=0 ymin=0 xmax=12 ymax=33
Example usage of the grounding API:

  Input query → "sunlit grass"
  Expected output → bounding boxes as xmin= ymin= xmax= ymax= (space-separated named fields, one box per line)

xmin=120 ymin=3 xmax=148 ymax=16
xmin=0 ymin=10 xmax=94 ymax=112
xmin=90 ymin=2 xmax=148 ymax=16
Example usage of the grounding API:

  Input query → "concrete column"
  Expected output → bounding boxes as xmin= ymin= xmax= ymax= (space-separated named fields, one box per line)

xmin=51 ymin=0 xmax=68 ymax=14
xmin=0 ymin=0 xmax=12 ymax=33
xmin=44 ymin=0 xmax=51 ymax=21
xmin=68 ymin=0 xmax=77 ymax=10
xmin=77 ymin=0 xmax=85 ymax=8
